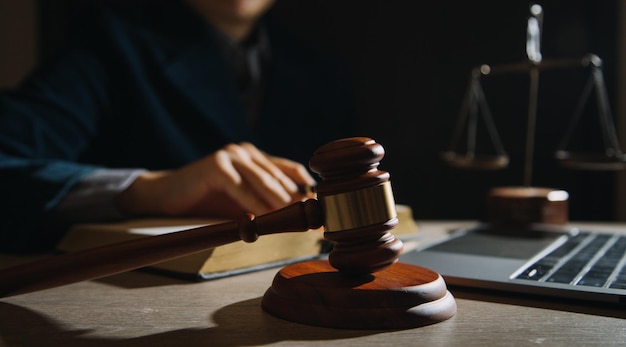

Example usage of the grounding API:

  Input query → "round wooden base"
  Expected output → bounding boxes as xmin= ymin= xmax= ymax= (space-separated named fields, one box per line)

xmin=261 ymin=260 xmax=456 ymax=330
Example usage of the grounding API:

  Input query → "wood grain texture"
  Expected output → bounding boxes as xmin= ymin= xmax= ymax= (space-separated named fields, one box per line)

xmin=1 ymin=221 xmax=625 ymax=346
xmin=261 ymin=259 xmax=456 ymax=329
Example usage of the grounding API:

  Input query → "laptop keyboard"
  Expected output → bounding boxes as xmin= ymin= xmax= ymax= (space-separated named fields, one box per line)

xmin=515 ymin=232 xmax=626 ymax=289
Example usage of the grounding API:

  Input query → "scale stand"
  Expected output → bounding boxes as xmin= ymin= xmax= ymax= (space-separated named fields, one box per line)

xmin=443 ymin=3 xmax=626 ymax=182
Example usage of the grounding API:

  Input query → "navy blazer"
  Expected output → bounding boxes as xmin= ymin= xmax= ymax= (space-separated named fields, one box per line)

xmin=0 ymin=2 xmax=356 ymax=251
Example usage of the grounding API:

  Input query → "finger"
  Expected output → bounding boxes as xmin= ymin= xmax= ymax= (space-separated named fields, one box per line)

xmin=268 ymin=155 xmax=317 ymax=187
xmin=224 ymin=144 xmax=292 ymax=209
xmin=212 ymin=149 xmax=275 ymax=214
xmin=239 ymin=142 xmax=300 ymax=194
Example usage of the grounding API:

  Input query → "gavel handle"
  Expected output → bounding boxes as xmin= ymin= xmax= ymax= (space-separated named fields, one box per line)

xmin=0 ymin=199 xmax=324 ymax=298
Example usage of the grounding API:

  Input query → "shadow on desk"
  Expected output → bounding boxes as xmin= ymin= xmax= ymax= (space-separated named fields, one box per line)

xmin=0 ymin=298 xmax=385 ymax=347
xmin=449 ymin=285 xmax=626 ymax=319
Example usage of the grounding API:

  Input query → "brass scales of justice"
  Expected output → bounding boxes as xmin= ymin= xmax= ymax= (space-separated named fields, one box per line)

xmin=441 ymin=3 xmax=626 ymax=225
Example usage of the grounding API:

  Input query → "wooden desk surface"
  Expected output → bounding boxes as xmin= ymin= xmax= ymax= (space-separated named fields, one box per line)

xmin=1 ymin=221 xmax=625 ymax=346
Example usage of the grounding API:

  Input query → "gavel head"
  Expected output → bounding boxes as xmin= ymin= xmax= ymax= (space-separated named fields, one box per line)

xmin=309 ymin=137 xmax=403 ymax=275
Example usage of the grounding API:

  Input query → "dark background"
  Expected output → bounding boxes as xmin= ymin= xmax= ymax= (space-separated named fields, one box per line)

xmin=14 ymin=0 xmax=626 ymax=221
xmin=269 ymin=0 xmax=620 ymax=222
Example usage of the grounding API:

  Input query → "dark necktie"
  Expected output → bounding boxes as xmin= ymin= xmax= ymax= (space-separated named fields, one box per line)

xmin=212 ymin=25 xmax=271 ymax=126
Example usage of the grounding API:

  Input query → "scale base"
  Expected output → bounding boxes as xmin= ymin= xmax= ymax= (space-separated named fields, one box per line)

xmin=486 ymin=186 xmax=569 ymax=225
xmin=261 ymin=259 xmax=456 ymax=330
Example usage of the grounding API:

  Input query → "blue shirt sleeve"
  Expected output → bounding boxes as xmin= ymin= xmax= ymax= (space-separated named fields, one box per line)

xmin=0 ymin=10 xmax=112 ymax=252
xmin=48 ymin=168 xmax=147 ymax=224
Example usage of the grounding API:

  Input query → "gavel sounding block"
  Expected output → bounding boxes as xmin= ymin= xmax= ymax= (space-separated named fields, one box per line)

xmin=261 ymin=259 xmax=457 ymax=330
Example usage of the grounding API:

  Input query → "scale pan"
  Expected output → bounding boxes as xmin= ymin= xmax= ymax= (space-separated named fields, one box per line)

xmin=441 ymin=151 xmax=509 ymax=170
xmin=555 ymin=150 xmax=626 ymax=170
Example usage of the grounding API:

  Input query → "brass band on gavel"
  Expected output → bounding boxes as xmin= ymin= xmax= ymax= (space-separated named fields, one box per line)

xmin=318 ymin=181 xmax=397 ymax=232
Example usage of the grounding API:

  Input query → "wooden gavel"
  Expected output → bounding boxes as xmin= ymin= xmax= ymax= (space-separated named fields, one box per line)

xmin=0 ymin=137 xmax=403 ymax=298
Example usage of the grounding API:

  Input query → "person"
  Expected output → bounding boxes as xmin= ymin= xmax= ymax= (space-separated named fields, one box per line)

xmin=0 ymin=0 xmax=356 ymax=252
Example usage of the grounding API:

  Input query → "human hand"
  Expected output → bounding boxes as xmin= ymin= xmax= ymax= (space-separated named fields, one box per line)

xmin=115 ymin=142 xmax=317 ymax=218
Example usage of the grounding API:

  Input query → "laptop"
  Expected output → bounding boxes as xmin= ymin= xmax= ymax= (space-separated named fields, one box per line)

xmin=400 ymin=222 xmax=626 ymax=305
